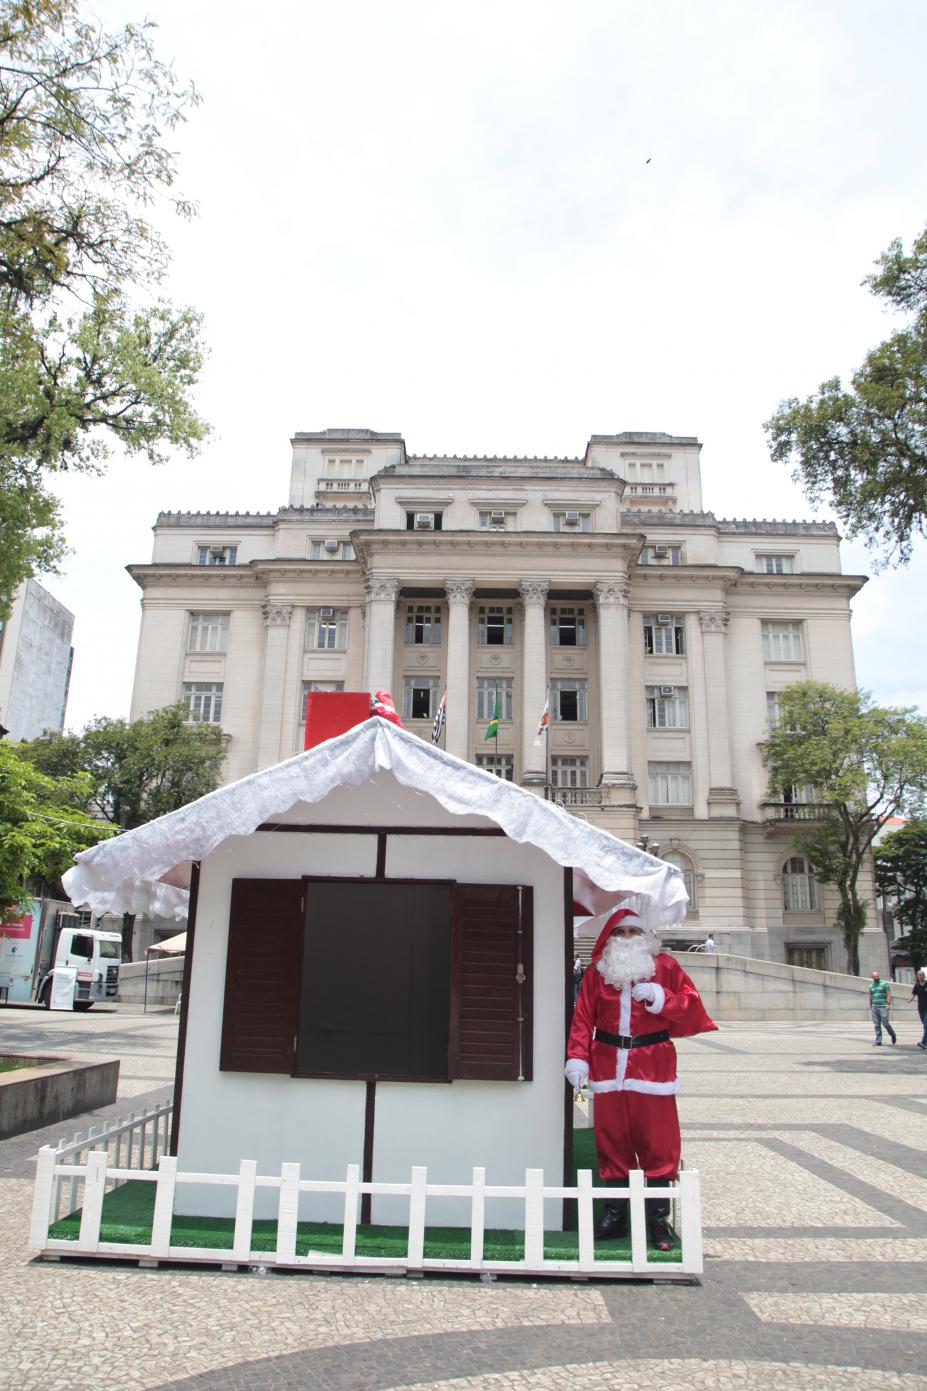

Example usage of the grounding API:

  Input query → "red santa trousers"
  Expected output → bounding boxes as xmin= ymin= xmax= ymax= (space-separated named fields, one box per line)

xmin=593 ymin=1089 xmax=681 ymax=1180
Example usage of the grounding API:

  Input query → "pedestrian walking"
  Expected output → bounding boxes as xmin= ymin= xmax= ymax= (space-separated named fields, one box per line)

xmin=908 ymin=968 xmax=927 ymax=1050
xmin=868 ymin=970 xmax=897 ymax=1046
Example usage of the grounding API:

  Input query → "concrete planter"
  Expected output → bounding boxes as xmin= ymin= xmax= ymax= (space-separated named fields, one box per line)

xmin=0 ymin=1055 xmax=119 ymax=1139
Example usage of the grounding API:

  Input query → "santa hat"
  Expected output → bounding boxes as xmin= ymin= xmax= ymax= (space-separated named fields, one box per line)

xmin=369 ymin=691 xmax=403 ymax=726
xmin=590 ymin=907 xmax=661 ymax=963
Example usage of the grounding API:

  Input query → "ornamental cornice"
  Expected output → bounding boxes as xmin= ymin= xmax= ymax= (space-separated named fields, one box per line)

xmin=732 ymin=573 xmax=868 ymax=596
xmin=518 ymin=579 xmax=550 ymax=606
xmin=127 ymin=564 xmax=261 ymax=591
xmin=351 ymin=531 xmax=644 ymax=563
xmin=630 ymin=565 xmax=742 ymax=589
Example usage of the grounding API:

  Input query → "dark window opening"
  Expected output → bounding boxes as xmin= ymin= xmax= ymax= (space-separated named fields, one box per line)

xmin=70 ymin=934 xmax=93 ymax=959
xmin=411 ymin=686 xmax=432 ymax=719
xmin=559 ymin=690 xmax=578 ymax=721
xmin=299 ymin=881 xmax=451 ymax=1079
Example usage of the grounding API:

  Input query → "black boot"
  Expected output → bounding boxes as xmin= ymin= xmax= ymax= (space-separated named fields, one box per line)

xmin=594 ymin=1198 xmax=629 ymax=1240
xmin=645 ymin=1177 xmax=675 ymax=1251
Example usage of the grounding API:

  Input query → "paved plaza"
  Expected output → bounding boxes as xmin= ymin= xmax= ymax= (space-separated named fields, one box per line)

xmin=1 ymin=1002 xmax=926 ymax=1390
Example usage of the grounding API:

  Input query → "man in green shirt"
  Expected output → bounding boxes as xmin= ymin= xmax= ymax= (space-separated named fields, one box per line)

xmin=869 ymin=971 xmax=897 ymax=1046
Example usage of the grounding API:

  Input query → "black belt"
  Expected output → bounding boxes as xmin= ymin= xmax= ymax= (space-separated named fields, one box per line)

xmin=593 ymin=1027 xmax=670 ymax=1050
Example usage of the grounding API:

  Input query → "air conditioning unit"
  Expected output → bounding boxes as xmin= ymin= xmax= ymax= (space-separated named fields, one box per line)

xmin=563 ymin=511 xmax=580 ymax=525
xmin=490 ymin=510 xmax=507 ymax=524
xmin=660 ymin=685 xmax=675 ymax=697
xmin=652 ymin=544 xmax=669 ymax=557
xmin=208 ymin=546 xmax=226 ymax=558
xmin=319 ymin=607 xmax=334 ymax=619
xmin=323 ymin=538 xmax=340 ymax=552
xmin=415 ymin=513 xmax=434 ymax=529
xmin=656 ymin=612 xmax=673 ymax=625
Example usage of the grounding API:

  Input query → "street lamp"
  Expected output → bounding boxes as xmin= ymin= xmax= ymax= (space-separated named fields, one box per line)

xmin=637 ymin=832 xmax=661 ymax=858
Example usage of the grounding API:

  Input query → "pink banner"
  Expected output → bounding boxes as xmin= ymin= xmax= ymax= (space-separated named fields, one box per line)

xmin=0 ymin=913 xmax=33 ymax=940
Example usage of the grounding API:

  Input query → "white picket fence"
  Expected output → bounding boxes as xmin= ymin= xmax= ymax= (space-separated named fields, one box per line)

xmin=30 ymin=1130 xmax=703 ymax=1277
xmin=38 ymin=1100 xmax=173 ymax=1229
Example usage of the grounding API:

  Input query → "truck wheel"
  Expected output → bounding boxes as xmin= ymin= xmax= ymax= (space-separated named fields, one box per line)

xmin=73 ymin=1001 xmax=93 ymax=1012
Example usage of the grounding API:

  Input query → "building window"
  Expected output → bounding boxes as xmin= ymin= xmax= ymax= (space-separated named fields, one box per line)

xmin=187 ymin=612 xmax=230 ymax=653
xmin=475 ymin=754 xmax=514 ymax=781
xmin=182 ymin=682 xmax=223 ymax=723
xmin=644 ymin=614 xmax=685 ymax=655
xmin=405 ymin=604 xmax=442 ymax=646
xmin=196 ymin=544 xmax=237 ymax=566
xmin=405 ymin=511 xmax=443 ymax=531
xmin=551 ymin=678 xmax=587 ymax=722
xmin=476 ymin=678 xmax=513 ymax=722
xmin=402 ymin=675 xmax=440 ymax=722
xmin=478 ymin=510 xmax=515 ymax=530
xmin=646 ymin=684 xmax=689 ymax=729
xmin=551 ymin=756 xmax=588 ymax=788
xmin=662 ymin=850 xmax=696 ymax=910
xmin=477 ymin=605 xmax=513 ymax=646
xmin=756 ymin=554 xmax=795 ymax=574
xmin=639 ymin=544 xmax=683 ymax=565
xmin=783 ymin=856 xmax=817 ymax=912
xmin=549 ymin=606 xmax=586 ymax=648
xmin=766 ymin=691 xmax=783 ymax=728
xmin=309 ymin=539 xmax=354 ymax=560
xmin=762 ymin=622 xmax=803 ymax=661
xmin=306 ymin=608 xmax=348 ymax=650
xmin=552 ymin=512 xmax=591 ymax=532
xmin=648 ymin=762 xmax=692 ymax=805
xmin=781 ymin=784 xmax=815 ymax=819
xmin=300 ymin=681 xmax=345 ymax=722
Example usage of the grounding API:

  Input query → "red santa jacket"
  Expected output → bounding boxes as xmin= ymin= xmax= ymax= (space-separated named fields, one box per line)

xmin=567 ymin=950 xmax=716 ymax=1096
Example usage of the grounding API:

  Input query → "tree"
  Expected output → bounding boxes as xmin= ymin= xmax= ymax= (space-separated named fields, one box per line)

xmin=765 ymin=223 xmax=927 ymax=567
xmin=874 ymin=820 xmax=927 ymax=967
xmin=0 ymin=739 xmax=108 ymax=919
xmin=0 ymin=0 xmax=208 ymax=615
xmin=18 ymin=703 xmax=225 ymax=956
xmin=762 ymin=682 xmax=927 ymax=976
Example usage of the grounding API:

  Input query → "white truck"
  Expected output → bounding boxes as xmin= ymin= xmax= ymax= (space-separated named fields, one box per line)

xmin=35 ymin=917 xmax=122 ymax=1011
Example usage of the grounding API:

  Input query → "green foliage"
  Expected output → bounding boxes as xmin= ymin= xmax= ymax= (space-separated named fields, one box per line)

xmin=762 ymin=682 xmax=927 ymax=974
xmin=19 ymin=704 xmax=225 ymax=957
xmin=874 ymin=820 xmax=927 ymax=965
xmin=0 ymin=739 xmax=108 ymax=919
xmin=0 ymin=0 xmax=208 ymax=616
xmin=20 ymin=704 xmax=226 ymax=831
xmin=765 ymin=223 xmax=927 ymax=567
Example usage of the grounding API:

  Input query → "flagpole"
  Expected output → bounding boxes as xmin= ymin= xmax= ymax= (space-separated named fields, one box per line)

xmin=545 ymin=685 xmax=551 ymax=795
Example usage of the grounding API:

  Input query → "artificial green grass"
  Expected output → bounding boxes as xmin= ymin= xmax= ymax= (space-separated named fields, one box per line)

xmin=47 ymin=1134 xmax=680 ymax=1264
xmin=0 ymin=1056 xmax=46 ymax=1072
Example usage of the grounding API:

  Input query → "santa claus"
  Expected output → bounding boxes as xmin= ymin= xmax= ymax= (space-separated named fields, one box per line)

xmin=565 ymin=906 xmax=716 ymax=1249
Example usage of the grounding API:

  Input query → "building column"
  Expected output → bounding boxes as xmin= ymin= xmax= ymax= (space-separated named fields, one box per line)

xmin=519 ymin=580 xmax=549 ymax=786
xmin=698 ymin=608 xmax=740 ymax=816
xmin=594 ymin=578 xmax=636 ymax=792
xmin=256 ymin=600 xmax=293 ymax=770
xmin=362 ymin=577 xmax=400 ymax=696
xmin=444 ymin=578 xmax=474 ymax=761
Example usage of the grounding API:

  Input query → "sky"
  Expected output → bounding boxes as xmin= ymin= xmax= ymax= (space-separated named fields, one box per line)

xmin=47 ymin=0 xmax=927 ymax=731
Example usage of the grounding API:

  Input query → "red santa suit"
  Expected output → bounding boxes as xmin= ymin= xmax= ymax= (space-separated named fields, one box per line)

xmin=567 ymin=914 xmax=716 ymax=1180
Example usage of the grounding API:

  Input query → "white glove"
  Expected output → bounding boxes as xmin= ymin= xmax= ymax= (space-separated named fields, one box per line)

xmin=631 ymin=982 xmax=657 ymax=1004
xmin=564 ymin=1059 xmax=589 ymax=1090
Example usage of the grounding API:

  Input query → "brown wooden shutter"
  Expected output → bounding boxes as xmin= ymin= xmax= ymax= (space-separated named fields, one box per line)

xmin=219 ymin=878 xmax=304 ymax=1073
xmin=449 ymin=883 xmax=533 ymax=1081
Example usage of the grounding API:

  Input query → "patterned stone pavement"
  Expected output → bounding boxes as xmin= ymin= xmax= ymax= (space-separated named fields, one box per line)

xmin=1 ymin=1004 xmax=926 ymax=1391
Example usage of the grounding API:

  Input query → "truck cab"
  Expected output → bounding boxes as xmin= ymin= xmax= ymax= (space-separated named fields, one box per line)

xmin=36 ymin=924 xmax=122 ymax=1011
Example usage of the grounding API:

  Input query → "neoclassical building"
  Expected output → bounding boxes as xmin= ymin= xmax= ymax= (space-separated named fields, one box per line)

xmin=128 ymin=427 xmax=884 ymax=971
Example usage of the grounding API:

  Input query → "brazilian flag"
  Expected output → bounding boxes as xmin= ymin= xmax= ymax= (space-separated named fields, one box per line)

xmin=484 ymin=689 xmax=501 ymax=741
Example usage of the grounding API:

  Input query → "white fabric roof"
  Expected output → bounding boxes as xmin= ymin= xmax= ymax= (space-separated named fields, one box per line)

xmin=147 ymin=930 xmax=187 ymax=954
xmin=62 ymin=719 xmax=688 ymax=926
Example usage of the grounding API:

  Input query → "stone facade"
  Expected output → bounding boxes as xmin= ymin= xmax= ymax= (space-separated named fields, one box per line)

xmin=127 ymin=427 xmax=884 ymax=972
xmin=0 ymin=580 xmax=74 ymax=741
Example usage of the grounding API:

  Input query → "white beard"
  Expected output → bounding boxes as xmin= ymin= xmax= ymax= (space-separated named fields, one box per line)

xmin=596 ymin=935 xmax=657 ymax=990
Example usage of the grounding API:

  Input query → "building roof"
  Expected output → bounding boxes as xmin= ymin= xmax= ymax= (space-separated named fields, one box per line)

xmin=62 ymin=719 xmax=687 ymax=926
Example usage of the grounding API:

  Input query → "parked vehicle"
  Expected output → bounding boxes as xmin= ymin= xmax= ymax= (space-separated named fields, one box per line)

xmin=35 ymin=916 xmax=122 ymax=1011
